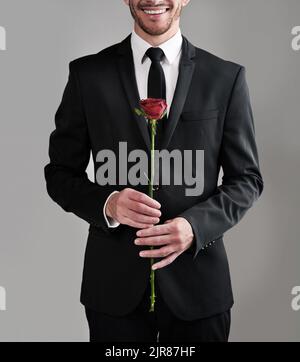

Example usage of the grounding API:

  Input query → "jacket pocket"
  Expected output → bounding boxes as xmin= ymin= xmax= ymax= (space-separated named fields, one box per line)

xmin=181 ymin=109 xmax=219 ymax=122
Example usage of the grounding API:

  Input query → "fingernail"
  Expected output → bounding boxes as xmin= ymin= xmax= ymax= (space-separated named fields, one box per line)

xmin=139 ymin=252 xmax=145 ymax=257
xmin=134 ymin=239 xmax=140 ymax=244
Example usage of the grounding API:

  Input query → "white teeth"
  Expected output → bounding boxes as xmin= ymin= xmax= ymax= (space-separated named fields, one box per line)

xmin=143 ymin=9 xmax=167 ymax=15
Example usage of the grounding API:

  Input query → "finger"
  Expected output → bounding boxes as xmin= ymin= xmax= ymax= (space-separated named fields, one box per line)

xmin=139 ymin=245 xmax=175 ymax=258
xmin=126 ymin=209 xmax=160 ymax=225
xmin=134 ymin=234 xmax=172 ymax=246
xmin=123 ymin=216 xmax=154 ymax=229
xmin=151 ymin=251 xmax=182 ymax=270
xmin=136 ymin=223 xmax=170 ymax=237
xmin=127 ymin=200 xmax=161 ymax=217
xmin=129 ymin=189 xmax=161 ymax=209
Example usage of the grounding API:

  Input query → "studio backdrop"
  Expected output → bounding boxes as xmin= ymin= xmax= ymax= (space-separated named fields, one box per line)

xmin=0 ymin=0 xmax=299 ymax=341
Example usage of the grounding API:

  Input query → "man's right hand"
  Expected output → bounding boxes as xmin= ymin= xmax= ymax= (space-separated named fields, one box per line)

xmin=105 ymin=188 xmax=161 ymax=229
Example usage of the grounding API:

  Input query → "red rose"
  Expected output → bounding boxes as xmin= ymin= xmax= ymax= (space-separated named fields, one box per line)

xmin=140 ymin=98 xmax=167 ymax=120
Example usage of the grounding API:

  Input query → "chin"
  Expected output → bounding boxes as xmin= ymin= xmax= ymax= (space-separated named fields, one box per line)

xmin=140 ymin=21 xmax=172 ymax=36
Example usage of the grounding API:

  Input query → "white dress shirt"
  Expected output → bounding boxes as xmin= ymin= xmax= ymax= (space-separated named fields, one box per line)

xmin=103 ymin=28 xmax=183 ymax=228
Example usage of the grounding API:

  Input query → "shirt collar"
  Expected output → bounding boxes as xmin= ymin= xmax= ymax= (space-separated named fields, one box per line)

xmin=131 ymin=28 xmax=183 ymax=65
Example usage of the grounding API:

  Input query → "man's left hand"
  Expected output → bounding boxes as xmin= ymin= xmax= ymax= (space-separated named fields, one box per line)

xmin=134 ymin=217 xmax=194 ymax=270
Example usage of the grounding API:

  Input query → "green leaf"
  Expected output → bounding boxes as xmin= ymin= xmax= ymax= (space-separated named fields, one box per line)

xmin=134 ymin=108 xmax=143 ymax=116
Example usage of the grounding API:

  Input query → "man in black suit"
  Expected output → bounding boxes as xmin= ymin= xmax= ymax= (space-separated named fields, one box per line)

xmin=44 ymin=0 xmax=263 ymax=342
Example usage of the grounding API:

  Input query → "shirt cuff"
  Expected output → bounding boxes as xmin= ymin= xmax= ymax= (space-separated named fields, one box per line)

xmin=103 ymin=191 xmax=121 ymax=228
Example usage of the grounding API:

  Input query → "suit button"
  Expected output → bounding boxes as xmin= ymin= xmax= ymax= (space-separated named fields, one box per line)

xmin=153 ymin=184 xmax=160 ymax=191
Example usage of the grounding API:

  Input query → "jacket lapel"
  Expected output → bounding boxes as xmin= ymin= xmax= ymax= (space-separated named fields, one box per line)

xmin=161 ymin=36 xmax=196 ymax=149
xmin=116 ymin=33 xmax=196 ymax=151
xmin=117 ymin=34 xmax=151 ymax=150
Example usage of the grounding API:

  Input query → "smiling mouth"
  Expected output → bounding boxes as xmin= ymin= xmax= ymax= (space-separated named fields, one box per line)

xmin=141 ymin=7 xmax=170 ymax=15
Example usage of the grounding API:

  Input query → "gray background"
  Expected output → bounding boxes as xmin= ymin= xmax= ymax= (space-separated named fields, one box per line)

xmin=0 ymin=0 xmax=299 ymax=341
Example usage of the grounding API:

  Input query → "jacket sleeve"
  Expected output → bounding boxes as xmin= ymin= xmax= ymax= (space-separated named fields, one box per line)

xmin=179 ymin=66 xmax=264 ymax=260
xmin=44 ymin=61 xmax=117 ymax=233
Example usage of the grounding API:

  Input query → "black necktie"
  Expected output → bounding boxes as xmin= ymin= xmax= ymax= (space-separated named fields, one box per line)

xmin=145 ymin=47 xmax=167 ymax=148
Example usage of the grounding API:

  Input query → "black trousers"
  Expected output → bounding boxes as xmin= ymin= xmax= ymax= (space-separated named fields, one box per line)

xmin=85 ymin=281 xmax=231 ymax=343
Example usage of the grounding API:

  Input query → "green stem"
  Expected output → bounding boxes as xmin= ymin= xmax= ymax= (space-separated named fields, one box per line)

xmin=149 ymin=119 xmax=156 ymax=312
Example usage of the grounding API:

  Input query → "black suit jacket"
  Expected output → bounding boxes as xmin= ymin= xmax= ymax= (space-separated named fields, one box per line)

xmin=44 ymin=33 xmax=264 ymax=320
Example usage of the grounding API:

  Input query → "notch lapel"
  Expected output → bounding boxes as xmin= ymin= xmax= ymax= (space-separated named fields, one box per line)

xmin=117 ymin=34 xmax=151 ymax=150
xmin=161 ymin=36 xmax=196 ymax=150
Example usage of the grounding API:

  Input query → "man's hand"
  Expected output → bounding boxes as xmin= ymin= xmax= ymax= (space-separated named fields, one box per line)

xmin=105 ymin=188 xmax=161 ymax=229
xmin=134 ymin=217 xmax=194 ymax=270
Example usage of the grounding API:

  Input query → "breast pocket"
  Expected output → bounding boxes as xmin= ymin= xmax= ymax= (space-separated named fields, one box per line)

xmin=181 ymin=109 xmax=219 ymax=122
